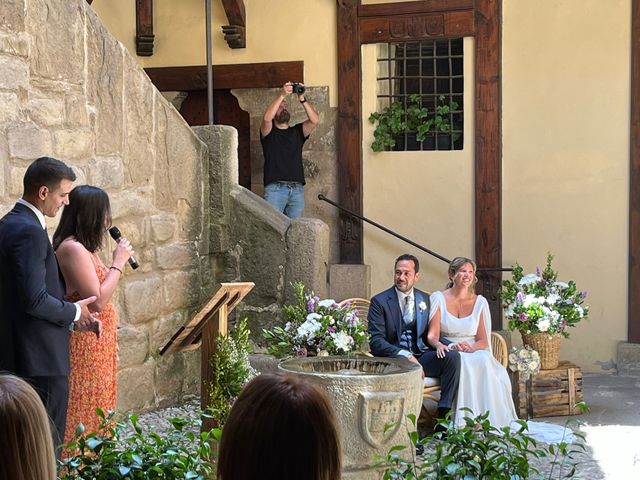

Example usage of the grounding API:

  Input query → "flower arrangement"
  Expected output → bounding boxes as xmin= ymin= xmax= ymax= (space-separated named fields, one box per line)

xmin=501 ymin=254 xmax=589 ymax=338
xmin=508 ymin=345 xmax=541 ymax=381
xmin=263 ymin=282 xmax=369 ymax=358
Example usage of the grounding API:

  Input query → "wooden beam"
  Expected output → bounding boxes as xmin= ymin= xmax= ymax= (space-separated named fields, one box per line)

xmin=629 ymin=0 xmax=640 ymax=343
xmin=359 ymin=10 xmax=474 ymax=44
xmin=358 ymin=0 xmax=473 ymax=17
xmin=337 ymin=0 xmax=363 ymax=264
xmin=474 ymin=0 xmax=502 ymax=330
xmin=144 ymin=62 xmax=304 ymax=91
xmin=221 ymin=0 xmax=246 ymax=48
xmin=135 ymin=0 xmax=154 ymax=56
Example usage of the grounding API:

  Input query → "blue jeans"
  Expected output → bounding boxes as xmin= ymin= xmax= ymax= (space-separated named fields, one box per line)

xmin=264 ymin=182 xmax=304 ymax=219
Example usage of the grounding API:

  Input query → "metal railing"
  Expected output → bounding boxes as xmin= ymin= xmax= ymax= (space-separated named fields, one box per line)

xmin=318 ymin=194 xmax=512 ymax=273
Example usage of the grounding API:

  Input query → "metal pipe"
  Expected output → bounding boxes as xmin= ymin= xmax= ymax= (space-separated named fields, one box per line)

xmin=205 ymin=0 xmax=214 ymax=125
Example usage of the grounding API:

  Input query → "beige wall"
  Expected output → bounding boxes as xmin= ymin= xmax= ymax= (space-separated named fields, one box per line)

xmin=502 ymin=0 xmax=630 ymax=371
xmin=92 ymin=0 xmax=338 ymax=105
xmin=362 ymin=39 xmax=476 ymax=295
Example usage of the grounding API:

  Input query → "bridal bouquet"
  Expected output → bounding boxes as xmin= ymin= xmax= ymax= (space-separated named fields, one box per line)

xmin=508 ymin=345 xmax=541 ymax=380
xmin=263 ymin=282 xmax=368 ymax=358
xmin=501 ymin=254 xmax=589 ymax=338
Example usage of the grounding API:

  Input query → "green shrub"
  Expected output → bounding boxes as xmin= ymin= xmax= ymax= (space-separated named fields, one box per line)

xmin=207 ymin=319 xmax=257 ymax=427
xmin=58 ymin=408 xmax=219 ymax=479
xmin=381 ymin=408 xmax=587 ymax=480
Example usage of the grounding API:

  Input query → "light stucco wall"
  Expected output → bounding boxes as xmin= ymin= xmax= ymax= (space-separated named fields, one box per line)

xmin=91 ymin=0 xmax=339 ymax=106
xmin=502 ymin=0 xmax=630 ymax=372
xmin=362 ymin=39 xmax=476 ymax=295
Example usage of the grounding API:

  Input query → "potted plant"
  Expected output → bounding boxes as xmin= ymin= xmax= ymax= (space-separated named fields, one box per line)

xmin=368 ymin=94 xmax=459 ymax=152
xmin=501 ymin=254 xmax=589 ymax=369
xmin=262 ymin=282 xmax=369 ymax=358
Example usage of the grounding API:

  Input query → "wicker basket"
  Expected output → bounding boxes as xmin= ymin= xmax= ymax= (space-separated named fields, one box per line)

xmin=520 ymin=331 xmax=561 ymax=369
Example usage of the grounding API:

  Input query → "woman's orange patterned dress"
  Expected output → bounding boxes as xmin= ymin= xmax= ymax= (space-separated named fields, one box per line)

xmin=64 ymin=253 xmax=117 ymax=443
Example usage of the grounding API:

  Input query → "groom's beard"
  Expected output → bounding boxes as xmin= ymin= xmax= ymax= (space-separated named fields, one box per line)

xmin=275 ymin=109 xmax=290 ymax=124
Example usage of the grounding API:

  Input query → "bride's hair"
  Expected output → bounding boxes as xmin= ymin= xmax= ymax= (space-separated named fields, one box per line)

xmin=446 ymin=256 xmax=478 ymax=290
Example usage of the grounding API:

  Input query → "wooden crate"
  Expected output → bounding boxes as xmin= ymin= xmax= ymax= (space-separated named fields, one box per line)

xmin=510 ymin=361 xmax=583 ymax=418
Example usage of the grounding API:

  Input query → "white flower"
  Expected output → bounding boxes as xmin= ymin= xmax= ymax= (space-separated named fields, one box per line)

xmin=554 ymin=281 xmax=569 ymax=289
xmin=537 ymin=318 xmax=551 ymax=332
xmin=576 ymin=305 xmax=584 ymax=318
xmin=284 ymin=322 xmax=291 ymax=331
xmin=317 ymin=350 xmax=329 ymax=357
xmin=318 ymin=299 xmax=336 ymax=308
xmin=519 ymin=274 xmax=540 ymax=286
xmin=523 ymin=294 xmax=538 ymax=308
xmin=546 ymin=293 xmax=560 ymax=305
xmin=419 ymin=301 xmax=427 ymax=312
xmin=331 ymin=331 xmax=354 ymax=351
xmin=306 ymin=313 xmax=322 ymax=322
xmin=297 ymin=317 xmax=322 ymax=340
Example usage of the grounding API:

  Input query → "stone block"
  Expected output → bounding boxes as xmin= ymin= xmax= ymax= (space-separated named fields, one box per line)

xmin=65 ymin=95 xmax=89 ymax=128
xmin=85 ymin=7 xmax=123 ymax=155
xmin=116 ymin=361 xmax=156 ymax=411
xmin=155 ymin=242 xmax=198 ymax=270
xmin=0 ymin=55 xmax=28 ymax=90
xmin=123 ymin=54 xmax=154 ymax=187
xmin=154 ymin=354 xmax=185 ymax=407
xmin=229 ymin=186 xmax=289 ymax=307
xmin=248 ymin=353 xmax=279 ymax=374
xmin=180 ymin=350 xmax=201 ymax=396
xmin=149 ymin=213 xmax=177 ymax=242
xmin=617 ymin=342 xmax=640 ymax=376
xmin=329 ymin=264 xmax=372 ymax=302
xmin=0 ymin=92 xmax=20 ymax=125
xmin=8 ymin=165 xmax=25 ymax=196
xmin=285 ymin=218 xmax=330 ymax=300
xmin=27 ymin=97 xmax=65 ymax=127
xmin=117 ymin=326 xmax=149 ymax=369
xmin=88 ymin=156 xmax=125 ymax=189
xmin=0 ymin=0 xmax=26 ymax=32
xmin=52 ymin=128 xmax=93 ymax=160
xmin=7 ymin=123 xmax=52 ymax=160
xmin=122 ymin=275 xmax=164 ymax=324
xmin=26 ymin=0 xmax=83 ymax=84
xmin=110 ymin=189 xmax=155 ymax=219
xmin=149 ymin=311 xmax=184 ymax=354
xmin=163 ymin=270 xmax=201 ymax=310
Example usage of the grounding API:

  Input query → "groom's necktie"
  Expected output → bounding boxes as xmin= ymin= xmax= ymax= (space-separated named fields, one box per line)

xmin=403 ymin=296 xmax=415 ymax=323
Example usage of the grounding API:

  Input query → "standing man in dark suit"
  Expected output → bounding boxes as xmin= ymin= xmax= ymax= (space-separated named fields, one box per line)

xmin=368 ymin=253 xmax=460 ymax=423
xmin=0 ymin=156 xmax=100 ymax=451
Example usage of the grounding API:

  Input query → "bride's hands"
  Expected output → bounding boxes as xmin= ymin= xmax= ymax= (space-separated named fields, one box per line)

xmin=451 ymin=341 xmax=473 ymax=353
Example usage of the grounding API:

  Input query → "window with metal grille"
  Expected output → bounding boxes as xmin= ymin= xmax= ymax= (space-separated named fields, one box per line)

xmin=372 ymin=38 xmax=463 ymax=151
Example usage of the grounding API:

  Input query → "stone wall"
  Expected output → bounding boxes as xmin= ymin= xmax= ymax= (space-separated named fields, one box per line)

xmin=0 ymin=0 xmax=210 ymax=410
xmin=0 ymin=0 xmax=334 ymax=412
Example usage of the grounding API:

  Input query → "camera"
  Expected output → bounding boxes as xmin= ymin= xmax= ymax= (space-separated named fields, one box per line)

xmin=291 ymin=82 xmax=306 ymax=95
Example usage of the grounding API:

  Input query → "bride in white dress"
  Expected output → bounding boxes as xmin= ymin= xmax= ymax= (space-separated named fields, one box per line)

xmin=427 ymin=257 xmax=574 ymax=443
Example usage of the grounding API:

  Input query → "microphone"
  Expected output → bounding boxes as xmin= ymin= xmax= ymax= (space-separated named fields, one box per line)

xmin=108 ymin=226 xmax=139 ymax=270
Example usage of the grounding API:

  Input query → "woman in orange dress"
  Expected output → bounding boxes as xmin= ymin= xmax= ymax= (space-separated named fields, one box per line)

xmin=52 ymin=185 xmax=133 ymax=444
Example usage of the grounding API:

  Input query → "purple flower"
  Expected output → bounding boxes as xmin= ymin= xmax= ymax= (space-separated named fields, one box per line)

xmin=295 ymin=347 xmax=308 ymax=357
xmin=536 ymin=267 xmax=541 ymax=276
xmin=516 ymin=292 xmax=525 ymax=305
xmin=328 ymin=326 xmax=336 ymax=334
xmin=580 ymin=291 xmax=588 ymax=300
xmin=307 ymin=298 xmax=315 ymax=313
xmin=518 ymin=312 xmax=528 ymax=322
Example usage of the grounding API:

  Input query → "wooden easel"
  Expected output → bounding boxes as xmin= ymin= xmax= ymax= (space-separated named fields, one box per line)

xmin=160 ymin=282 xmax=254 ymax=430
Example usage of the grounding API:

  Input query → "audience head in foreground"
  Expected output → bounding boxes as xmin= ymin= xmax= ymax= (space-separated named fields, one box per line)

xmin=0 ymin=374 xmax=56 ymax=480
xmin=218 ymin=372 xmax=342 ymax=480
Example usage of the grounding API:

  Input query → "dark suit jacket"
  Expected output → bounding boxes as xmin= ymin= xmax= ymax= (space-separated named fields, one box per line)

xmin=0 ymin=203 xmax=76 ymax=377
xmin=368 ymin=286 xmax=431 ymax=358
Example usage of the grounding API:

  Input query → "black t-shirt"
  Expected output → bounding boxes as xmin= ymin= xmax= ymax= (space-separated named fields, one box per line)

xmin=260 ymin=122 xmax=308 ymax=186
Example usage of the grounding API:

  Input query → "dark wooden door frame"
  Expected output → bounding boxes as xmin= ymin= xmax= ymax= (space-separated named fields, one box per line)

xmin=336 ymin=0 xmax=503 ymax=326
xmin=629 ymin=0 xmax=640 ymax=343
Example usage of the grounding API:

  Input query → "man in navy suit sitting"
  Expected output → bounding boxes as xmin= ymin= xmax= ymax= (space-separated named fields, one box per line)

xmin=368 ymin=253 xmax=460 ymax=423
